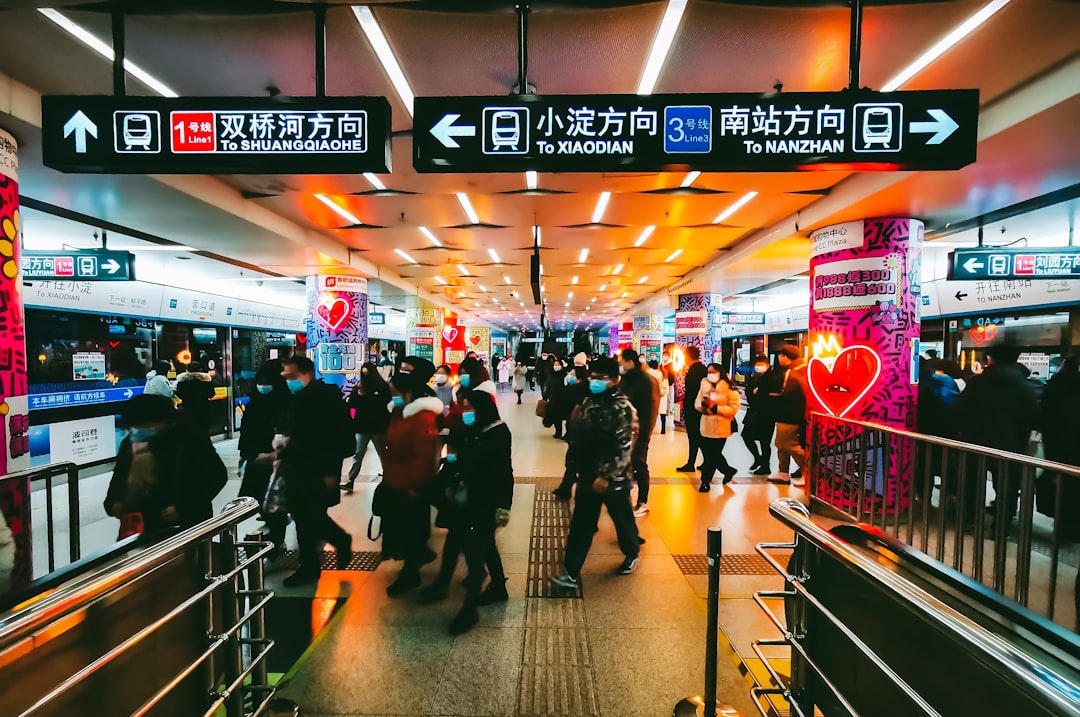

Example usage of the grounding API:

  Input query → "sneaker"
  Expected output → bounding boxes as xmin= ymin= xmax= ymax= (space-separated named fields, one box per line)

xmin=753 ymin=466 xmax=771 ymax=476
xmin=768 ymin=472 xmax=791 ymax=484
xmin=675 ymin=464 xmax=695 ymax=473
xmin=632 ymin=502 xmax=650 ymax=518
xmin=551 ymin=572 xmax=579 ymax=589
xmin=698 ymin=481 xmax=711 ymax=493
xmin=791 ymin=474 xmax=806 ymax=487
xmin=617 ymin=557 xmax=640 ymax=575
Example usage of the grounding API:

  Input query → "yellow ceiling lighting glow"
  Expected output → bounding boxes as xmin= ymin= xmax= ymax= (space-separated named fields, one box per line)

xmin=419 ymin=226 xmax=442 ymax=247
xmin=881 ymin=0 xmax=1011 ymax=92
xmin=636 ymin=0 xmax=688 ymax=95
xmin=38 ymin=9 xmax=179 ymax=98
xmin=713 ymin=191 xmax=758 ymax=224
xmin=352 ymin=6 xmax=415 ymax=117
xmin=592 ymin=192 xmax=611 ymax=224
xmin=314 ymin=194 xmax=362 ymax=226
xmin=665 ymin=248 xmax=683 ymax=263
xmin=394 ymin=248 xmax=417 ymax=264
xmin=456 ymin=193 xmax=480 ymax=224
xmin=634 ymin=225 xmax=656 ymax=248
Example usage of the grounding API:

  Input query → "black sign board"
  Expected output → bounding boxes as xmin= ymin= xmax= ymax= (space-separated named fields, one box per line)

xmin=41 ymin=96 xmax=392 ymax=174
xmin=22 ymin=250 xmax=135 ymax=281
xmin=949 ymin=247 xmax=1080 ymax=280
xmin=414 ymin=90 xmax=978 ymax=174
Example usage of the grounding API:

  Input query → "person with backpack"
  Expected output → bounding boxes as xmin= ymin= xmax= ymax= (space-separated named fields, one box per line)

xmin=276 ymin=356 xmax=354 ymax=587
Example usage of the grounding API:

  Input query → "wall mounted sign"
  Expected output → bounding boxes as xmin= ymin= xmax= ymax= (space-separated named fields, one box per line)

xmin=721 ymin=312 xmax=767 ymax=325
xmin=315 ymin=296 xmax=354 ymax=332
xmin=414 ymin=90 xmax=978 ymax=173
xmin=949 ymin=247 xmax=1080 ymax=280
xmin=72 ymin=352 xmax=106 ymax=381
xmin=807 ymin=343 xmax=883 ymax=418
xmin=675 ymin=310 xmax=708 ymax=335
xmin=42 ymin=96 xmax=392 ymax=174
xmin=22 ymin=250 xmax=134 ymax=281
xmin=369 ymin=312 xmax=386 ymax=325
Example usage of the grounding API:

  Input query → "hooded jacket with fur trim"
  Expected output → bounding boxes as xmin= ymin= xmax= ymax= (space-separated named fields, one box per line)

xmin=383 ymin=396 xmax=445 ymax=492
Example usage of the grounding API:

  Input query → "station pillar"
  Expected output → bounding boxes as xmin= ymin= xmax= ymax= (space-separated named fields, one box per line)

xmin=406 ymin=300 xmax=441 ymax=366
xmin=673 ymin=292 xmax=719 ymax=426
xmin=305 ymin=275 xmax=368 ymax=395
xmin=808 ymin=218 xmax=923 ymax=514
xmin=0 ymin=128 xmax=31 ymax=591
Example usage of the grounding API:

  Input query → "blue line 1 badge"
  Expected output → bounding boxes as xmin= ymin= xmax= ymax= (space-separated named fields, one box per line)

xmin=664 ymin=105 xmax=712 ymax=154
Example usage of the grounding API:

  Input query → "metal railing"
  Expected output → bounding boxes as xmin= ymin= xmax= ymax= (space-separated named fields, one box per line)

xmin=0 ymin=497 xmax=276 ymax=717
xmin=751 ymin=498 xmax=1080 ymax=717
xmin=1 ymin=461 xmax=82 ymax=576
xmin=808 ymin=411 xmax=1080 ymax=625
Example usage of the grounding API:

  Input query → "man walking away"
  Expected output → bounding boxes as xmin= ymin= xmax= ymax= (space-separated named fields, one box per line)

xmin=676 ymin=346 xmax=708 ymax=473
xmin=277 ymin=356 xmax=354 ymax=587
xmin=768 ymin=345 xmax=809 ymax=487
xmin=743 ymin=355 xmax=780 ymax=476
xmin=552 ymin=357 xmax=641 ymax=590
xmin=619 ymin=349 xmax=660 ymax=517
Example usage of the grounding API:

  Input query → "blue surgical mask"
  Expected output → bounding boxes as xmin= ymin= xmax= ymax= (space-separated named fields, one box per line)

xmin=589 ymin=379 xmax=608 ymax=395
xmin=256 ymin=384 xmax=273 ymax=395
xmin=565 ymin=374 xmax=578 ymax=386
xmin=461 ymin=411 xmax=477 ymax=426
xmin=129 ymin=427 xmax=157 ymax=442
xmin=286 ymin=378 xmax=305 ymax=394
xmin=459 ymin=374 xmax=472 ymax=388
xmin=391 ymin=395 xmax=406 ymax=408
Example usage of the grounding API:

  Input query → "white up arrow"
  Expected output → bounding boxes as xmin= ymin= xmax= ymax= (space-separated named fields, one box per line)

xmin=962 ymin=257 xmax=985 ymax=273
xmin=63 ymin=110 xmax=98 ymax=154
xmin=430 ymin=113 xmax=476 ymax=149
xmin=102 ymin=258 xmax=121 ymax=274
xmin=909 ymin=109 xmax=959 ymax=145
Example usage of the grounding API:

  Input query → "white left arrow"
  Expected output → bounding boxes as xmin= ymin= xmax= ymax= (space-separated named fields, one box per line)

xmin=962 ymin=257 xmax=985 ymax=273
xmin=910 ymin=108 xmax=959 ymax=145
xmin=430 ymin=113 xmax=476 ymax=149
xmin=102 ymin=258 xmax=121 ymax=274
xmin=63 ymin=110 xmax=98 ymax=154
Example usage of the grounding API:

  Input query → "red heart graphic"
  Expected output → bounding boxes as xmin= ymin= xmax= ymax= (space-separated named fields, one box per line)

xmin=315 ymin=297 xmax=352 ymax=332
xmin=469 ymin=334 xmax=482 ymax=346
xmin=808 ymin=345 xmax=882 ymax=418
xmin=442 ymin=326 xmax=459 ymax=344
xmin=969 ymin=324 xmax=998 ymax=344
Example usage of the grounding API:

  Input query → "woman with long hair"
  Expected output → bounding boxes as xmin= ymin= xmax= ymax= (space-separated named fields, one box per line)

xmin=695 ymin=363 xmax=741 ymax=492
xmin=341 ymin=362 xmax=392 ymax=493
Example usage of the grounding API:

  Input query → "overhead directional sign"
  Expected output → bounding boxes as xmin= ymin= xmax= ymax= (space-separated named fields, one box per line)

xmin=42 ymin=96 xmax=392 ymax=174
xmin=414 ymin=90 xmax=978 ymax=173
xmin=22 ymin=250 xmax=135 ymax=281
xmin=949 ymin=247 xmax=1080 ymax=280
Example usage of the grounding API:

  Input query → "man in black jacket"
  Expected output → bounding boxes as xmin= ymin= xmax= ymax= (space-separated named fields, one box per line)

xmin=743 ymin=355 xmax=781 ymax=476
xmin=768 ymin=345 xmax=809 ymax=486
xmin=677 ymin=346 xmax=709 ymax=472
xmin=278 ymin=356 xmax=354 ymax=587
xmin=619 ymin=349 xmax=660 ymax=516
xmin=550 ymin=366 xmax=591 ymax=499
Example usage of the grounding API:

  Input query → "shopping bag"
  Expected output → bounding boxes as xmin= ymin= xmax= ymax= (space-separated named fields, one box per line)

xmin=117 ymin=512 xmax=144 ymax=540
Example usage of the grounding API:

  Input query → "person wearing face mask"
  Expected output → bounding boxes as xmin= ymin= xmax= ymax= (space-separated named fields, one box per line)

xmin=397 ymin=355 xmax=438 ymax=398
xmin=743 ymin=355 xmax=780 ymax=477
xmin=618 ymin=349 xmax=660 ymax=517
xmin=512 ymin=361 xmax=528 ymax=404
xmin=677 ymin=346 xmax=709 ymax=473
xmin=646 ymin=359 xmax=669 ymax=435
xmin=452 ymin=357 xmax=497 ymax=416
xmin=695 ymin=364 xmax=741 ymax=492
xmin=552 ymin=357 xmax=641 ymax=590
xmin=275 ymin=356 xmax=355 ymax=587
xmin=105 ymin=394 xmax=228 ymax=535
xmin=545 ymin=359 xmax=570 ymax=439
xmin=433 ymin=365 xmax=455 ymax=408
xmin=237 ymin=360 xmax=289 ymax=554
xmin=550 ymin=365 xmax=592 ymax=500
xmin=341 ymin=362 xmax=392 ymax=493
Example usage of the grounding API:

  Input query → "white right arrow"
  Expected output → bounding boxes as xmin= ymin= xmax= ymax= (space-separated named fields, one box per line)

xmin=910 ymin=109 xmax=959 ymax=145
xmin=63 ymin=110 xmax=98 ymax=154
xmin=962 ymin=257 xmax=985 ymax=273
xmin=102 ymin=258 xmax=121 ymax=274
xmin=430 ymin=113 xmax=476 ymax=149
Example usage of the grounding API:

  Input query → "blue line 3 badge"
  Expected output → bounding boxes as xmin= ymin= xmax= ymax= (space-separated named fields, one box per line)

xmin=664 ymin=106 xmax=712 ymax=154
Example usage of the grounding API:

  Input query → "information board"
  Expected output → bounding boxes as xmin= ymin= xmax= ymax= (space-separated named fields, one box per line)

xmin=949 ymin=247 xmax=1080 ymax=280
xmin=22 ymin=250 xmax=134 ymax=281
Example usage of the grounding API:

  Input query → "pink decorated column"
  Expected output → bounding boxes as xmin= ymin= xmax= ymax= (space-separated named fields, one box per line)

xmin=808 ymin=218 xmax=923 ymax=514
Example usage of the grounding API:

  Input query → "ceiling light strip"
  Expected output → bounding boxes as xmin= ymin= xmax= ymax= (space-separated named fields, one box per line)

xmin=352 ymin=6 xmax=415 ymax=116
xmin=665 ymin=249 xmax=683 ymax=263
xmin=634 ymin=225 xmax=656 ymax=248
xmin=419 ymin=226 xmax=442 ymax=247
xmin=394 ymin=248 xmax=417 ymax=264
xmin=487 ymin=248 xmax=501 ymax=264
xmin=579 ymin=249 xmax=589 ymax=263
xmin=636 ymin=0 xmax=689 ymax=96
xmin=525 ymin=171 xmax=538 ymax=190
xmin=363 ymin=172 xmax=386 ymax=191
xmin=713 ymin=191 xmax=758 ymax=224
xmin=680 ymin=171 xmax=701 ymax=188
xmin=592 ymin=192 xmax=611 ymax=224
xmin=314 ymin=194 xmax=362 ymax=225
xmin=457 ymin=193 xmax=480 ymax=224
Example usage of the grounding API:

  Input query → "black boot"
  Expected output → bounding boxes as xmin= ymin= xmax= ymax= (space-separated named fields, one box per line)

xmin=474 ymin=578 xmax=509 ymax=605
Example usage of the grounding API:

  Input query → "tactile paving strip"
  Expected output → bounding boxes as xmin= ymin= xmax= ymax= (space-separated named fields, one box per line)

xmin=279 ymin=550 xmax=382 ymax=571
xmin=519 ymin=626 xmax=600 ymax=717
xmin=527 ymin=491 xmax=581 ymax=598
xmin=673 ymin=553 xmax=778 ymax=576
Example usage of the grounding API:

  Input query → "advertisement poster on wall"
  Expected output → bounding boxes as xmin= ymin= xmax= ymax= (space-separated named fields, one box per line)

xmin=466 ymin=326 xmax=491 ymax=362
xmin=29 ymin=415 xmax=120 ymax=467
xmin=407 ymin=327 xmax=436 ymax=362
xmin=72 ymin=352 xmax=107 ymax=381
xmin=442 ymin=319 xmax=467 ymax=368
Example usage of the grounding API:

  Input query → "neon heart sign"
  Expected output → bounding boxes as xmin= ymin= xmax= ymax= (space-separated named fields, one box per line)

xmin=808 ymin=345 xmax=882 ymax=417
xmin=442 ymin=326 xmax=460 ymax=344
xmin=968 ymin=324 xmax=998 ymax=344
xmin=315 ymin=296 xmax=353 ymax=332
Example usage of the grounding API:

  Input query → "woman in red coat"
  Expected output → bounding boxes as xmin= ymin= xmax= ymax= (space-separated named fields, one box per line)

xmin=381 ymin=371 xmax=444 ymax=596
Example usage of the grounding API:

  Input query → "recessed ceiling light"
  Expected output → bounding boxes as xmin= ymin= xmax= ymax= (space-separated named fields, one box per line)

xmin=665 ymin=249 xmax=683 ymax=263
xmin=435 ymin=276 xmax=448 ymax=285
xmin=592 ymin=192 xmax=611 ymax=224
xmin=579 ymin=249 xmax=589 ymax=264
xmin=572 ymin=276 xmax=579 ymax=285
xmin=525 ymin=171 xmax=538 ymax=190
xmin=634 ymin=225 xmax=656 ymax=248
xmin=612 ymin=264 xmax=624 ymax=275
xmin=534 ymin=226 xmax=542 ymax=246
xmin=352 ymin=6 xmax=415 ymax=117
xmin=638 ymin=276 xmax=649 ymax=284
xmin=478 ymin=285 xmax=487 ymax=292
xmin=540 ymin=264 xmax=545 ymax=276
xmin=621 ymin=292 xmax=630 ymax=298
xmin=599 ymin=284 xmax=607 ymax=291
xmin=568 ymin=292 xmax=574 ymax=298
xmin=419 ymin=226 xmax=442 ymax=247
xmin=592 ymin=297 xmax=597 ymax=302
xmin=680 ymin=171 xmax=701 ymax=188
xmin=504 ymin=275 xmax=512 ymax=284
xmin=713 ymin=191 xmax=758 ymax=224
xmin=363 ymin=172 xmax=386 ymax=191
xmin=394 ymin=248 xmax=417 ymax=264
xmin=457 ymin=193 xmax=480 ymax=224
xmin=636 ymin=0 xmax=688 ymax=95
xmin=38 ymin=9 xmax=179 ymax=97
xmin=456 ymin=264 xmax=470 ymax=276
xmin=881 ymin=0 xmax=1011 ymax=92
xmin=565 ymin=302 xmax=570 ymax=307
xmin=487 ymin=248 xmax=502 ymax=264
xmin=314 ymin=194 xmax=362 ymax=225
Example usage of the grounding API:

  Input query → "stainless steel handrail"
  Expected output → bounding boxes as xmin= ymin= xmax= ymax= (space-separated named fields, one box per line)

xmin=764 ymin=498 xmax=1080 ymax=715
xmin=0 ymin=497 xmax=259 ymax=646
xmin=810 ymin=411 xmax=1080 ymax=478
xmin=1 ymin=461 xmax=82 ymax=573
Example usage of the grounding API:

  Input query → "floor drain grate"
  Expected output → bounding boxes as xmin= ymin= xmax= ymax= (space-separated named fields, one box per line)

xmin=673 ymin=554 xmax=778 ymax=576
xmin=279 ymin=550 xmax=383 ymax=572
xmin=527 ymin=492 xmax=580 ymax=598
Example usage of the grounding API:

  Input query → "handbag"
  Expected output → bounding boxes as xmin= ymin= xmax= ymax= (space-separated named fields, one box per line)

xmin=117 ymin=512 xmax=144 ymax=540
xmin=367 ymin=516 xmax=382 ymax=541
xmin=371 ymin=481 xmax=391 ymax=517
xmin=535 ymin=399 xmax=548 ymax=418
xmin=262 ymin=473 xmax=288 ymax=515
